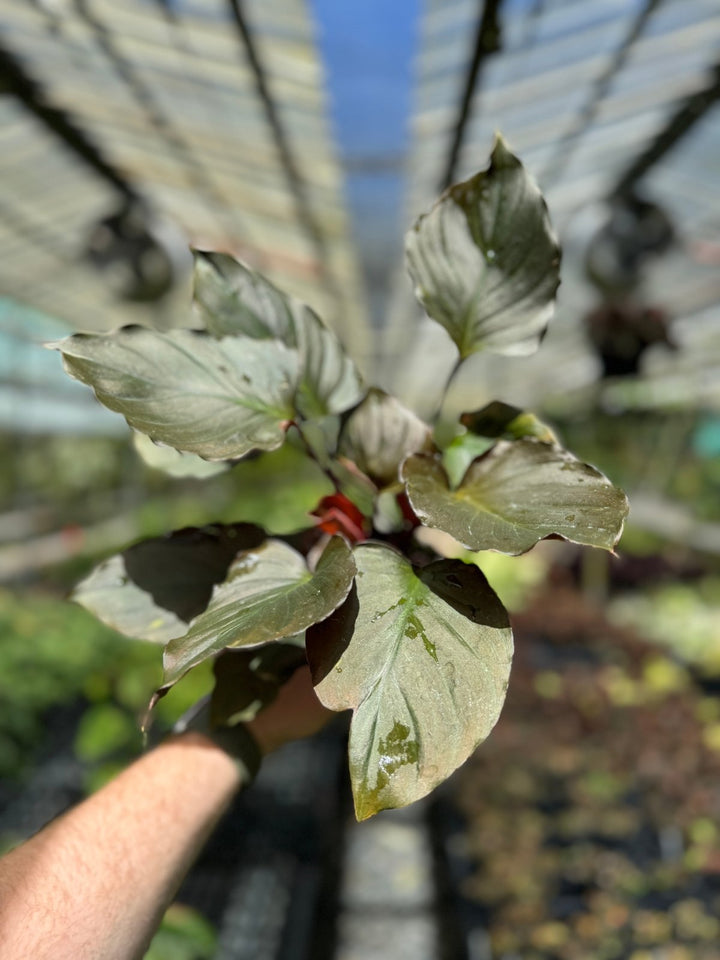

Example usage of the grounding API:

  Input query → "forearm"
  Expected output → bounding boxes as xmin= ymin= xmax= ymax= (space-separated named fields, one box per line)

xmin=0 ymin=666 xmax=330 ymax=960
xmin=0 ymin=733 xmax=241 ymax=960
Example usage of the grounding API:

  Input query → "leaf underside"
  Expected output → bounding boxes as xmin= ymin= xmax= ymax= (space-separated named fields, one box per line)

xmin=461 ymin=400 xmax=557 ymax=444
xmin=72 ymin=524 xmax=266 ymax=644
xmin=193 ymin=252 xmax=364 ymax=418
xmin=402 ymin=441 xmax=629 ymax=555
xmin=162 ymin=535 xmax=356 ymax=689
xmin=52 ymin=327 xmax=300 ymax=460
xmin=307 ymin=542 xmax=513 ymax=820
xmin=405 ymin=134 xmax=561 ymax=359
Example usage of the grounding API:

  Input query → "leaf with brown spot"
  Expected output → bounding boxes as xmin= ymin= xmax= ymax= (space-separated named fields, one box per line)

xmin=403 ymin=440 xmax=629 ymax=555
xmin=307 ymin=542 xmax=512 ymax=820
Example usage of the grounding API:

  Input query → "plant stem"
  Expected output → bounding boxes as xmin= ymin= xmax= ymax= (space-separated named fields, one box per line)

xmin=432 ymin=354 xmax=464 ymax=423
xmin=290 ymin=421 xmax=341 ymax=493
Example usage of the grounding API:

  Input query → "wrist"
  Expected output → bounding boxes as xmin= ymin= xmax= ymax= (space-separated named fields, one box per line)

xmin=173 ymin=697 xmax=262 ymax=787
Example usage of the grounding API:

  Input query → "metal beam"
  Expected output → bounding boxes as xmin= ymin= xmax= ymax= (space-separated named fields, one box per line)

xmin=439 ymin=0 xmax=504 ymax=190
xmin=225 ymin=0 xmax=337 ymax=296
xmin=541 ymin=0 xmax=663 ymax=186
xmin=613 ymin=61 xmax=720 ymax=197
xmin=71 ymin=0 xmax=239 ymax=237
xmin=0 ymin=43 xmax=138 ymax=202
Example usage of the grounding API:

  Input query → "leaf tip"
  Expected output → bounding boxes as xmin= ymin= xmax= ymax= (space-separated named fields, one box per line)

xmin=353 ymin=797 xmax=377 ymax=822
xmin=489 ymin=131 xmax=519 ymax=169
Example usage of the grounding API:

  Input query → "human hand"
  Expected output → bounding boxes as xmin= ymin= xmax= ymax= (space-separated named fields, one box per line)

xmin=245 ymin=665 xmax=333 ymax=755
xmin=173 ymin=663 xmax=334 ymax=786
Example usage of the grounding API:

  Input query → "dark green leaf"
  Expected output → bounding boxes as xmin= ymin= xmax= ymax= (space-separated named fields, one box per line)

xmin=51 ymin=327 xmax=299 ymax=460
xmin=461 ymin=401 xmax=557 ymax=443
xmin=405 ymin=135 xmax=561 ymax=359
xmin=339 ymin=389 xmax=433 ymax=488
xmin=308 ymin=542 xmax=513 ymax=820
xmin=73 ymin=524 xmax=265 ymax=644
xmin=193 ymin=253 xmax=364 ymax=418
xmin=73 ymin=703 xmax=138 ymax=762
xmin=210 ymin=642 xmax=307 ymax=726
xmin=403 ymin=442 xmax=629 ymax=555
xmin=162 ymin=535 xmax=356 ymax=688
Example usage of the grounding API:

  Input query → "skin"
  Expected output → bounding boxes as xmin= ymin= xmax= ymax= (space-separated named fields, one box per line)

xmin=0 ymin=667 xmax=331 ymax=960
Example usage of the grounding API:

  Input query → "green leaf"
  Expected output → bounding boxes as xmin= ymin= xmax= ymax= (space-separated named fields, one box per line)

xmin=405 ymin=134 xmax=561 ymax=359
xmin=402 ymin=441 xmax=629 ymax=555
xmin=210 ymin=642 xmax=307 ymax=726
xmin=460 ymin=401 xmax=557 ymax=443
xmin=339 ymin=389 xmax=433 ymax=488
xmin=442 ymin=432 xmax=495 ymax=489
xmin=444 ymin=401 xmax=557 ymax=488
xmin=74 ymin=704 xmax=138 ymax=762
xmin=193 ymin=253 xmax=364 ymax=418
xmin=132 ymin=431 xmax=230 ymax=478
xmin=72 ymin=524 xmax=265 ymax=644
xmin=145 ymin=904 xmax=216 ymax=960
xmin=162 ymin=536 xmax=356 ymax=689
xmin=307 ymin=542 xmax=512 ymax=820
xmin=373 ymin=489 xmax=406 ymax=534
xmin=51 ymin=327 xmax=299 ymax=460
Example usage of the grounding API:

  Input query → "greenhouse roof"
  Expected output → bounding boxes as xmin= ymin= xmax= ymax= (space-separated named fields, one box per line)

xmin=0 ymin=0 xmax=719 ymax=430
xmin=387 ymin=0 xmax=720 ymax=413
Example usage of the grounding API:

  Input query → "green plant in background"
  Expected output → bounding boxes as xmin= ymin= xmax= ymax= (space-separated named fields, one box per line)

xmin=145 ymin=903 xmax=217 ymax=960
xmin=0 ymin=588 xmax=211 ymax=788
xmin=0 ymin=589 xmax=154 ymax=779
xmin=53 ymin=136 xmax=628 ymax=820
xmin=609 ymin=577 xmax=720 ymax=678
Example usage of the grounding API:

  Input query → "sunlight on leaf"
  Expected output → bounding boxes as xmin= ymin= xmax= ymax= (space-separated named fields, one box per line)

xmin=162 ymin=536 xmax=356 ymax=689
xmin=339 ymin=388 xmax=433 ymax=488
xmin=308 ymin=542 xmax=512 ymax=820
xmin=51 ymin=327 xmax=300 ymax=460
xmin=403 ymin=441 xmax=629 ymax=555
xmin=193 ymin=253 xmax=364 ymax=418
xmin=405 ymin=134 xmax=560 ymax=359
xmin=442 ymin=431 xmax=495 ymax=489
xmin=72 ymin=524 xmax=266 ymax=644
xmin=461 ymin=401 xmax=557 ymax=443
xmin=299 ymin=418 xmax=377 ymax=516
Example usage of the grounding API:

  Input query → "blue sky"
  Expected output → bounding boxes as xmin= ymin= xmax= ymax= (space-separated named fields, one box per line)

xmin=310 ymin=0 xmax=418 ymax=157
xmin=310 ymin=0 xmax=419 ymax=304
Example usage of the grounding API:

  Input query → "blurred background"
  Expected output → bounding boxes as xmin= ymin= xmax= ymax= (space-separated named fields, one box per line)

xmin=1 ymin=1 xmax=720 ymax=957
